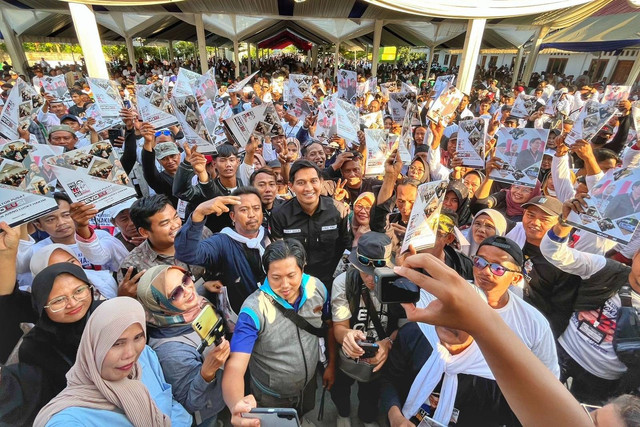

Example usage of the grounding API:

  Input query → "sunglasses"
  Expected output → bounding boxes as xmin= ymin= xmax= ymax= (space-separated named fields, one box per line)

xmin=472 ymin=256 xmax=519 ymax=277
xmin=357 ymin=251 xmax=387 ymax=268
xmin=155 ymin=129 xmax=172 ymax=137
xmin=257 ymin=144 xmax=263 ymax=148
xmin=168 ymin=273 xmax=194 ymax=302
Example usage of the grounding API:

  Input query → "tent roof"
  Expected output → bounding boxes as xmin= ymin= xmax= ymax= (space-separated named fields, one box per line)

xmin=540 ymin=0 xmax=640 ymax=51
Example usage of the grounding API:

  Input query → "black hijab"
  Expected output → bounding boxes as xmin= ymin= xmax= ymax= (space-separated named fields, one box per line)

xmin=409 ymin=155 xmax=430 ymax=184
xmin=18 ymin=263 xmax=101 ymax=396
xmin=447 ymin=180 xmax=473 ymax=227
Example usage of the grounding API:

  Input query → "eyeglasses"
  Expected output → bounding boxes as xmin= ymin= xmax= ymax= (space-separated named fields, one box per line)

xmin=356 ymin=251 xmax=387 ymax=268
xmin=257 ymin=144 xmax=263 ymax=148
xmin=408 ymin=165 xmax=425 ymax=174
xmin=168 ymin=273 xmax=194 ymax=302
xmin=44 ymin=284 xmax=92 ymax=313
xmin=472 ymin=256 xmax=519 ymax=277
xmin=155 ymin=129 xmax=172 ymax=137
xmin=580 ymin=403 xmax=599 ymax=425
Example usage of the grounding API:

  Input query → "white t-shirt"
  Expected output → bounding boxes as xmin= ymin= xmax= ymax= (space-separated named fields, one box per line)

xmin=559 ymin=291 xmax=640 ymax=380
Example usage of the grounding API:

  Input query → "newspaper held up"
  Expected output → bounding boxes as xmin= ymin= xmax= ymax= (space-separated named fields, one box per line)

xmin=490 ymin=127 xmax=550 ymax=188
xmin=401 ymin=180 xmax=449 ymax=253
xmin=567 ymin=166 xmax=640 ymax=244
xmin=456 ymin=118 xmax=488 ymax=169
xmin=564 ymin=99 xmax=617 ymax=146
xmin=136 ymin=81 xmax=179 ymax=129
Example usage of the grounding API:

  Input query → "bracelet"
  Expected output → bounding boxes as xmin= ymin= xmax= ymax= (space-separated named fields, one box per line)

xmin=385 ymin=337 xmax=393 ymax=346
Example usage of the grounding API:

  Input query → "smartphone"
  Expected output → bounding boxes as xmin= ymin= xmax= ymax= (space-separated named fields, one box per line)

xmin=356 ymin=341 xmax=379 ymax=358
xmin=108 ymin=128 xmax=123 ymax=145
xmin=241 ymin=408 xmax=300 ymax=427
xmin=123 ymin=99 xmax=131 ymax=109
xmin=120 ymin=266 xmax=138 ymax=278
xmin=192 ymin=305 xmax=225 ymax=351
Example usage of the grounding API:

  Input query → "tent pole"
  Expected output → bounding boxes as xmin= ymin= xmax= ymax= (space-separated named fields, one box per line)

xmin=247 ymin=43 xmax=252 ymax=74
xmin=371 ymin=19 xmax=383 ymax=78
xmin=457 ymin=19 xmax=486 ymax=96
xmin=334 ymin=41 xmax=340 ymax=83
xmin=625 ymin=52 xmax=640 ymax=86
xmin=234 ymin=39 xmax=240 ymax=78
xmin=0 ymin=10 xmax=28 ymax=75
xmin=522 ymin=25 xmax=550 ymax=87
xmin=195 ymin=13 xmax=208 ymax=73
xmin=68 ymin=3 xmax=108 ymax=78
xmin=125 ymin=36 xmax=136 ymax=66
xmin=513 ymin=45 xmax=524 ymax=84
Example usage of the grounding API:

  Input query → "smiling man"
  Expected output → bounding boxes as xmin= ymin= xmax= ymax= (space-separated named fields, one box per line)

xmin=270 ymin=160 xmax=351 ymax=291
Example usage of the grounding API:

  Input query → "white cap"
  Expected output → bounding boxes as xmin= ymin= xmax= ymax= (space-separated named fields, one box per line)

xmin=107 ymin=198 xmax=136 ymax=220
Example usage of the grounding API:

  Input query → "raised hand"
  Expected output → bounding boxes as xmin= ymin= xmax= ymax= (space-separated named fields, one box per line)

xmin=193 ymin=196 xmax=242 ymax=222
xmin=118 ymin=267 xmax=146 ymax=297
xmin=0 ymin=221 xmax=20 ymax=254
xmin=69 ymin=202 xmax=98 ymax=239
xmin=334 ymin=178 xmax=348 ymax=202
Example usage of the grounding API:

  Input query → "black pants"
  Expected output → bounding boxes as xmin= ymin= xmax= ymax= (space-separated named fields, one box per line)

xmin=558 ymin=344 xmax=621 ymax=405
xmin=251 ymin=372 xmax=317 ymax=417
xmin=330 ymin=368 xmax=381 ymax=423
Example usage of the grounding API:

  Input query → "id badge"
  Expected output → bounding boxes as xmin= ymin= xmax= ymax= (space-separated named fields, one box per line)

xmin=577 ymin=320 xmax=605 ymax=345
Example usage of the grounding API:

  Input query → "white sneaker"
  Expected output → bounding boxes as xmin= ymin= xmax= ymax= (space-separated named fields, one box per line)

xmin=336 ymin=415 xmax=351 ymax=427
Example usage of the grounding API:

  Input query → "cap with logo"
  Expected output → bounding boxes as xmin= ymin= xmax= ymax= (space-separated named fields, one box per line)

xmin=48 ymin=125 xmax=76 ymax=137
xmin=154 ymin=142 xmax=180 ymax=160
xmin=521 ymin=195 xmax=563 ymax=216
xmin=477 ymin=235 xmax=524 ymax=268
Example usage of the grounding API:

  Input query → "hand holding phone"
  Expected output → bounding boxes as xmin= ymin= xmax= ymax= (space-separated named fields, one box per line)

xmin=356 ymin=340 xmax=380 ymax=359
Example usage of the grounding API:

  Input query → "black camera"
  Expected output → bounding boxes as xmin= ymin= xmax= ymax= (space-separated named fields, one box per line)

xmin=373 ymin=267 xmax=420 ymax=304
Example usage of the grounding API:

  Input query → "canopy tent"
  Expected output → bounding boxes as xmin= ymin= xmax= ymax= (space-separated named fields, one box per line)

xmin=540 ymin=0 xmax=640 ymax=52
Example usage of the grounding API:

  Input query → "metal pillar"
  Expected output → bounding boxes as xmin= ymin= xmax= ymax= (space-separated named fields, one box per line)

xmin=522 ymin=26 xmax=550 ymax=87
xmin=68 ymin=3 xmax=108 ymax=78
xmin=195 ymin=14 xmax=208 ymax=73
xmin=371 ymin=19 xmax=383 ymax=78
xmin=457 ymin=19 xmax=486 ymax=95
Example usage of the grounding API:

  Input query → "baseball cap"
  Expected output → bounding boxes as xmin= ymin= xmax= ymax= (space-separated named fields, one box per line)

xmin=477 ymin=235 xmax=524 ymax=268
xmin=348 ymin=231 xmax=393 ymax=275
xmin=107 ymin=198 xmax=136 ymax=221
xmin=599 ymin=125 xmax=614 ymax=135
xmin=154 ymin=142 xmax=180 ymax=159
xmin=60 ymin=114 xmax=81 ymax=125
xmin=48 ymin=124 xmax=76 ymax=137
xmin=327 ymin=141 xmax=340 ymax=150
xmin=521 ymin=195 xmax=563 ymax=216
xmin=448 ymin=132 xmax=458 ymax=141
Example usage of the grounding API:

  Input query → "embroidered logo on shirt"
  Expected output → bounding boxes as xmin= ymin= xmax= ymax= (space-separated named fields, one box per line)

xmin=322 ymin=225 xmax=337 ymax=231
xmin=283 ymin=229 xmax=302 ymax=234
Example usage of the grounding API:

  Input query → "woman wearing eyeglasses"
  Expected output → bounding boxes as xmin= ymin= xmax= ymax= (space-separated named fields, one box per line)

xmin=18 ymin=263 xmax=102 ymax=408
xmin=136 ymin=265 xmax=229 ymax=426
xmin=460 ymin=209 xmax=507 ymax=258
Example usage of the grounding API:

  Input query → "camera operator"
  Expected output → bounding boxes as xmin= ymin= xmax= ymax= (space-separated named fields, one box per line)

xmin=331 ymin=232 xmax=405 ymax=427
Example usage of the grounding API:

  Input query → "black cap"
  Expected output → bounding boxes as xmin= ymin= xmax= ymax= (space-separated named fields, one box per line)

xmin=348 ymin=231 xmax=392 ymax=275
xmin=521 ymin=195 xmax=563 ymax=216
xmin=60 ymin=114 xmax=81 ymax=125
xmin=477 ymin=236 xmax=524 ymax=269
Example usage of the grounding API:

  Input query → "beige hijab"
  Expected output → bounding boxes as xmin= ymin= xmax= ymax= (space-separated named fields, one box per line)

xmin=34 ymin=297 xmax=170 ymax=427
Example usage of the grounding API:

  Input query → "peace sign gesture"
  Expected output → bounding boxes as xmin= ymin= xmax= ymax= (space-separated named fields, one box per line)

xmin=334 ymin=178 xmax=348 ymax=202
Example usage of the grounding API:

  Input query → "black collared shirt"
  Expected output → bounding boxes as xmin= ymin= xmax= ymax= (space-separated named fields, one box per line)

xmin=270 ymin=196 xmax=351 ymax=290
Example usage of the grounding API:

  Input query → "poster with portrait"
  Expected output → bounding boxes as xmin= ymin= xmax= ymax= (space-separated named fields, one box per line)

xmin=426 ymin=84 xmax=463 ymax=126
xmin=401 ymin=180 xmax=449 ymax=253
xmin=315 ymin=96 xmax=338 ymax=141
xmin=432 ymin=75 xmax=455 ymax=99
xmin=565 ymin=100 xmax=617 ymax=146
xmin=360 ymin=111 xmax=384 ymax=130
xmin=136 ymin=82 xmax=179 ymax=129
xmin=46 ymin=142 xmax=137 ymax=211
xmin=83 ymin=103 xmax=121 ymax=133
xmin=358 ymin=77 xmax=377 ymax=97
xmin=292 ymin=97 xmax=314 ymax=121
xmin=567 ymin=167 xmax=640 ymax=244
xmin=490 ymin=127 xmax=549 ymax=187
xmin=364 ymin=129 xmax=392 ymax=177
xmin=0 ymin=78 xmax=43 ymax=140
xmin=456 ymin=118 xmax=488 ymax=169
xmin=41 ymin=75 xmax=72 ymax=106
xmin=86 ymin=78 xmax=124 ymax=118
xmin=388 ymin=91 xmax=415 ymax=122
xmin=223 ymin=103 xmax=268 ymax=147
xmin=337 ymin=69 xmax=358 ymax=103
xmin=511 ymin=92 xmax=538 ymax=118
xmin=602 ymin=85 xmax=630 ymax=106
xmin=195 ymin=67 xmax=219 ymax=103
xmin=0 ymin=141 xmax=61 ymax=226
xmin=397 ymin=102 xmax=415 ymax=165
xmin=199 ymin=99 xmax=228 ymax=146
xmin=544 ymin=89 xmax=566 ymax=116
xmin=287 ymin=74 xmax=313 ymax=101
xmin=174 ymin=68 xmax=201 ymax=97
xmin=335 ymin=98 xmax=360 ymax=142
xmin=228 ymin=70 xmax=259 ymax=93
xmin=171 ymin=91 xmax=217 ymax=154
xmin=380 ymin=81 xmax=397 ymax=99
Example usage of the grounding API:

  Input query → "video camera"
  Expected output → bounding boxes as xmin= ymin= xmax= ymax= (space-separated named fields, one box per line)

xmin=373 ymin=267 xmax=420 ymax=304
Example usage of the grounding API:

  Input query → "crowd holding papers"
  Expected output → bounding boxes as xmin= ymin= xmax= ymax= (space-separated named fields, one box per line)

xmin=490 ymin=127 xmax=549 ymax=187
xmin=602 ymin=84 xmax=630 ymax=106
xmin=136 ymin=81 xmax=179 ymax=129
xmin=511 ymin=92 xmax=538 ymax=118
xmin=223 ymin=103 xmax=269 ymax=148
xmin=335 ymin=98 xmax=360 ymax=142
xmin=364 ymin=129 xmax=393 ymax=177
xmin=0 ymin=141 xmax=61 ymax=226
xmin=401 ymin=180 xmax=448 ymax=253
xmin=86 ymin=77 xmax=124 ymax=118
xmin=388 ymin=91 xmax=415 ymax=122
xmin=544 ymin=89 xmax=566 ymax=116
xmin=228 ymin=70 xmax=259 ymax=93
xmin=425 ymin=84 xmax=463 ymax=126
xmin=0 ymin=78 xmax=43 ymax=140
xmin=432 ymin=75 xmax=455 ymax=99
xmin=46 ymin=141 xmax=137 ymax=211
xmin=456 ymin=118 xmax=487 ymax=169
xmin=564 ymin=99 xmax=617 ymax=145
xmin=567 ymin=167 xmax=640 ymax=244
xmin=195 ymin=68 xmax=219 ymax=103
xmin=315 ymin=96 xmax=337 ymax=140
xmin=337 ymin=69 xmax=357 ymax=103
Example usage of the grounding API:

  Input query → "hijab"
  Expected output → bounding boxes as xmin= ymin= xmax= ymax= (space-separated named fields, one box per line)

xmin=409 ymin=155 xmax=430 ymax=183
xmin=464 ymin=209 xmax=508 ymax=257
xmin=252 ymin=153 xmax=266 ymax=169
xmin=447 ymin=180 xmax=472 ymax=227
xmin=34 ymin=297 xmax=170 ymax=427
xmin=29 ymin=244 xmax=77 ymax=277
xmin=137 ymin=265 xmax=208 ymax=328
xmin=502 ymin=180 xmax=541 ymax=218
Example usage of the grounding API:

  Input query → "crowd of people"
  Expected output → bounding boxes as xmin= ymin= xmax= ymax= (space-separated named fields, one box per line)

xmin=1 ymin=50 xmax=640 ymax=427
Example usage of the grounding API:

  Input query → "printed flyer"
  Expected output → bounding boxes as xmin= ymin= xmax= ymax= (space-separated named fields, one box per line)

xmin=401 ymin=180 xmax=449 ymax=253
xmin=490 ymin=127 xmax=549 ymax=187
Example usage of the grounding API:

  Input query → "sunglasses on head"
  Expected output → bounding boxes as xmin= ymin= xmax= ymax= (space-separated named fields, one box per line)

xmin=357 ymin=251 xmax=387 ymax=268
xmin=472 ymin=256 xmax=519 ymax=277
xmin=168 ymin=272 xmax=194 ymax=302
xmin=155 ymin=129 xmax=172 ymax=137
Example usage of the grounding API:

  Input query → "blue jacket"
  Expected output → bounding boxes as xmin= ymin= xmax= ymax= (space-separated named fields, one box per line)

xmin=46 ymin=346 xmax=192 ymax=426
xmin=174 ymin=216 xmax=263 ymax=314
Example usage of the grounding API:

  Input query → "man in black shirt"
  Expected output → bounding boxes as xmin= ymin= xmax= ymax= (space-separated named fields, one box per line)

xmin=270 ymin=160 xmax=351 ymax=290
